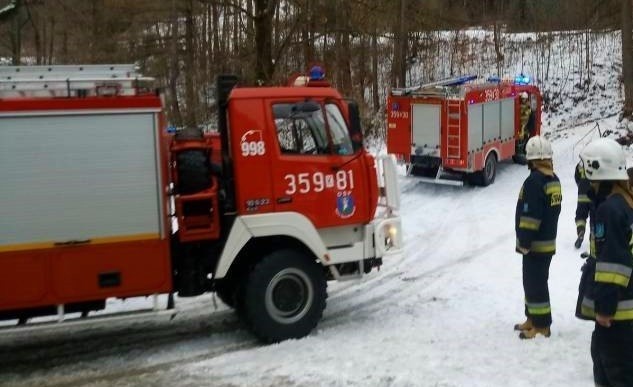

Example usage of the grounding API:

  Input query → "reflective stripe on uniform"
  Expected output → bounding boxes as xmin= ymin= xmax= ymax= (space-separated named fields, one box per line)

xmin=595 ymin=262 xmax=632 ymax=287
xmin=545 ymin=182 xmax=562 ymax=195
xmin=519 ymin=216 xmax=541 ymax=231
xmin=530 ymin=240 xmax=556 ymax=253
xmin=526 ymin=301 xmax=551 ymax=315
xmin=577 ymin=194 xmax=591 ymax=203
xmin=576 ymin=219 xmax=587 ymax=228
xmin=581 ymin=297 xmax=633 ymax=321
xmin=516 ymin=238 xmax=529 ymax=251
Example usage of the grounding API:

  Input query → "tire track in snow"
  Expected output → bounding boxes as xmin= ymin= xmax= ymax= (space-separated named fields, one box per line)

xmin=324 ymin=182 xmax=475 ymax=321
xmin=40 ymin=339 xmax=257 ymax=387
xmin=0 ymin=308 xmax=248 ymax=385
xmin=322 ymin=231 xmax=512 ymax=326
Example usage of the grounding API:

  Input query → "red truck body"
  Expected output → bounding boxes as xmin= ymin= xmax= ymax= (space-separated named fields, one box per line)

xmin=0 ymin=65 xmax=402 ymax=342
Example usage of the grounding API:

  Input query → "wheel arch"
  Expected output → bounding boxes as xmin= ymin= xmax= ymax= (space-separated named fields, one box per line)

xmin=214 ymin=212 xmax=328 ymax=279
xmin=484 ymin=147 xmax=499 ymax=164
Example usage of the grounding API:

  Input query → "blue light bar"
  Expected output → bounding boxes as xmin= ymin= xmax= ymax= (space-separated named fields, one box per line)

xmin=309 ymin=66 xmax=325 ymax=81
xmin=515 ymin=74 xmax=531 ymax=85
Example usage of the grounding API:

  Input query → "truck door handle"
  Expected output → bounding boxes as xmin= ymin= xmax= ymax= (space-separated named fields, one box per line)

xmin=276 ymin=196 xmax=292 ymax=204
xmin=54 ymin=239 xmax=91 ymax=247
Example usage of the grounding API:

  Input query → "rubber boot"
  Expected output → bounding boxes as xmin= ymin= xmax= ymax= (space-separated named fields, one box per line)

xmin=519 ymin=326 xmax=551 ymax=339
xmin=513 ymin=318 xmax=533 ymax=331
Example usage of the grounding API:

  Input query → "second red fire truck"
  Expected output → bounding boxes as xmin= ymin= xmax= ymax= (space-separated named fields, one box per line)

xmin=387 ymin=75 xmax=542 ymax=186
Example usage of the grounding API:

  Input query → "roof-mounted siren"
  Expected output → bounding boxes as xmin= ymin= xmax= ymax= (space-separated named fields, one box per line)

xmin=307 ymin=64 xmax=330 ymax=87
xmin=514 ymin=73 xmax=531 ymax=85
xmin=289 ymin=65 xmax=329 ymax=87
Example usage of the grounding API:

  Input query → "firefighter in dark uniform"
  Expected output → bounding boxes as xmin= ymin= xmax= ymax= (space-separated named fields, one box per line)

xmin=514 ymin=135 xmax=562 ymax=339
xmin=574 ymin=161 xmax=596 ymax=251
xmin=578 ymin=138 xmax=633 ymax=387
xmin=515 ymin=92 xmax=533 ymax=160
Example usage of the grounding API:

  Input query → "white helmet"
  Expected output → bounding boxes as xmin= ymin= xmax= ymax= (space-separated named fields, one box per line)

xmin=579 ymin=138 xmax=628 ymax=181
xmin=520 ymin=92 xmax=529 ymax=100
xmin=526 ymin=135 xmax=553 ymax=160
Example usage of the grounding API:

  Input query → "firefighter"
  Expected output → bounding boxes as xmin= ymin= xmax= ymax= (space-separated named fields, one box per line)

xmin=519 ymin=92 xmax=532 ymax=141
xmin=574 ymin=160 xmax=595 ymax=250
xmin=578 ymin=138 xmax=633 ymax=387
xmin=514 ymin=135 xmax=562 ymax=339
xmin=515 ymin=92 xmax=533 ymax=161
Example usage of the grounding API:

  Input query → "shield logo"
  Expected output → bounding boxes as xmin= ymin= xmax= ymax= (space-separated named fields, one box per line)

xmin=336 ymin=192 xmax=356 ymax=219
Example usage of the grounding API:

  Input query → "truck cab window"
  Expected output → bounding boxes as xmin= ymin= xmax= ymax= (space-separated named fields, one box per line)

xmin=325 ymin=103 xmax=354 ymax=155
xmin=273 ymin=102 xmax=353 ymax=156
xmin=273 ymin=102 xmax=327 ymax=155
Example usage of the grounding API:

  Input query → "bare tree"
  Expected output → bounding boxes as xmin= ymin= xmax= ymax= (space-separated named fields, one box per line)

xmin=622 ymin=0 xmax=633 ymax=117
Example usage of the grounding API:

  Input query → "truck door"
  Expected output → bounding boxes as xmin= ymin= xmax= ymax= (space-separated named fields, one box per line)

xmin=269 ymin=99 xmax=372 ymax=228
xmin=412 ymin=103 xmax=441 ymax=158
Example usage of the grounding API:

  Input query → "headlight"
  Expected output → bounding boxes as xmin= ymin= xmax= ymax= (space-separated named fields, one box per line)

xmin=374 ymin=217 xmax=402 ymax=257
xmin=384 ymin=224 xmax=398 ymax=249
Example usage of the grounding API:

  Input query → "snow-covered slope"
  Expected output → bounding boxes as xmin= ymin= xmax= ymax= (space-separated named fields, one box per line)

xmin=0 ymin=30 xmax=630 ymax=386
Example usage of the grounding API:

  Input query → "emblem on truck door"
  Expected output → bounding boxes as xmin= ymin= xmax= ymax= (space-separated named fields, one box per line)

xmin=335 ymin=191 xmax=356 ymax=218
xmin=240 ymin=129 xmax=266 ymax=157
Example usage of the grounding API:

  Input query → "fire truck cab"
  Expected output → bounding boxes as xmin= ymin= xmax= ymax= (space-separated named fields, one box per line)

xmin=0 ymin=65 xmax=402 ymax=342
xmin=387 ymin=75 xmax=542 ymax=186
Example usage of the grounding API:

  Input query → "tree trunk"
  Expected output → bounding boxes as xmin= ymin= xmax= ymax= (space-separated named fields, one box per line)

xmin=493 ymin=21 xmax=503 ymax=76
xmin=622 ymin=0 xmax=633 ymax=118
xmin=372 ymin=30 xmax=380 ymax=112
xmin=399 ymin=0 xmax=407 ymax=86
xmin=184 ymin=0 xmax=197 ymax=128
xmin=254 ymin=0 xmax=276 ymax=85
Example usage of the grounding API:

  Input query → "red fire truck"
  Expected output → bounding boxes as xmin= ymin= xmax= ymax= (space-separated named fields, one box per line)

xmin=387 ymin=75 xmax=542 ymax=186
xmin=0 ymin=65 xmax=402 ymax=342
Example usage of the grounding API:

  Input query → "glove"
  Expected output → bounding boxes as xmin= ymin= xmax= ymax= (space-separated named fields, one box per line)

xmin=574 ymin=226 xmax=585 ymax=249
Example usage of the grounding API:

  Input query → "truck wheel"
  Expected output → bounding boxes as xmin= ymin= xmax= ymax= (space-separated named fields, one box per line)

xmin=469 ymin=153 xmax=497 ymax=186
xmin=243 ymin=249 xmax=327 ymax=343
xmin=482 ymin=153 xmax=497 ymax=185
xmin=214 ymin=278 xmax=237 ymax=308
xmin=177 ymin=150 xmax=211 ymax=194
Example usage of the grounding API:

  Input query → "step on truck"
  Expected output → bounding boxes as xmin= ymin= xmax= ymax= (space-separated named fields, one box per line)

xmin=0 ymin=65 xmax=402 ymax=342
xmin=387 ymin=75 xmax=542 ymax=186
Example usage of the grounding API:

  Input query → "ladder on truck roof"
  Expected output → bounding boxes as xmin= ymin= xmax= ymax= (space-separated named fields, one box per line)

xmin=391 ymin=75 xmax=477 ymax=96
xmin=0 ymin=64 xmax=154 ymax=98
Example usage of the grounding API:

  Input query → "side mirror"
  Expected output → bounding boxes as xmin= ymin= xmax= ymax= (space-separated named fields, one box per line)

xmin=346 ymin=100 xmax=363 ymax=153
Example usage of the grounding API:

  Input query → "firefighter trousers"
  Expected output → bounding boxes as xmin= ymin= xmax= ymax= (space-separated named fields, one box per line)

xmin=591 ymin=322 xmax=633 ymax=387
xmin=522 ymin=253 xmax=552 ymax=328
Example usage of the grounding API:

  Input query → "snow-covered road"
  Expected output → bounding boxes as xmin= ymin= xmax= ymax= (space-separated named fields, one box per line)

xmin=0 ymin=121 xmax=607 ymax=387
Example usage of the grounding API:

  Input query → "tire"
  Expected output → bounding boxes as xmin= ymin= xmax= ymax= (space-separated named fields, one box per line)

xmin=214 ymin=278 xmax=237 ymax=308
xmin=242 ymin=249 xmax=327 ymax=343
xmin=512 ymin=154 xmax=527 ymax=165
xmin=177 ymin=150 xmax=211 ymax=194
xmin=469 ymin=153 xmax=497 ymax=186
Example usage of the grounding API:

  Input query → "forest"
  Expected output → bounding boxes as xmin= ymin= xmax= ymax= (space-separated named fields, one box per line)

xmin=0 ymin=0 xmax=629 ymax=132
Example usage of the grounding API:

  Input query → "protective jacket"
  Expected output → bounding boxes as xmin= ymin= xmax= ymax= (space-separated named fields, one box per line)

xmin=580 ymin=185 xmax=633 ymax=321
xmin=515 ymin=164 xmax=562 ymax=256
